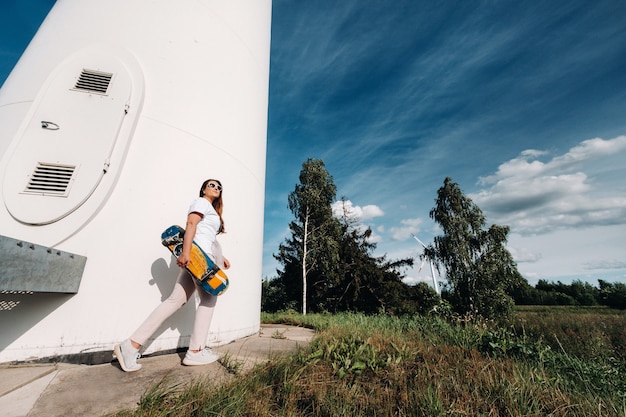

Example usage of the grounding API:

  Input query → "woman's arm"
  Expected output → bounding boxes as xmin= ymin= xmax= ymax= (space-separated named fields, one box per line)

xmin=177 ymin=212 xmax=202 ymax=268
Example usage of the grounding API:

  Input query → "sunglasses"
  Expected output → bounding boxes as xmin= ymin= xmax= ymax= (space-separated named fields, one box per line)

xmin=207 ymin=183 xmax=222 ymax=191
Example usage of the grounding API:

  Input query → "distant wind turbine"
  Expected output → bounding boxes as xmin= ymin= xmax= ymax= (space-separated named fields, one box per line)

xmin=411 ymin=234 xmax=440 ymax=294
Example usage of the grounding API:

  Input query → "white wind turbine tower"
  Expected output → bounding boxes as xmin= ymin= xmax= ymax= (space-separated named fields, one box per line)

xmin=0 ymin=0 xmax=272 ymax=363
xmin=412 ymin=234 xmax=440 ymax=294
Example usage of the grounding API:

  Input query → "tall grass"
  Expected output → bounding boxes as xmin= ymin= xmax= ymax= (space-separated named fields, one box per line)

xmin=112 ymin=308 xmax=626 ymax=417
xmin=512 ymin=305 xmax=626 ymax=363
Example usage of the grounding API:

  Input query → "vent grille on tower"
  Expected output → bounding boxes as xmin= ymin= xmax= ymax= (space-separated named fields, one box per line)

xmin=23 ymin=163 xmax=76 ymax=197
xmin=73 ymin=69 xmax=112 ymax=94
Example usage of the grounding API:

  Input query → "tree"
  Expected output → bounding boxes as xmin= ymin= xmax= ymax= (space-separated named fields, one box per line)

xmin=271 ymin=159 xmax=437 ymax=316
xmin=529 ymin=279 xmax=600 ymax=306
xmin=274 ymin=158 xmax=340 ymax=314
xmin=427 ymin=177 xmax=523 ymax=321
xmin=598 ymin=280 xmax=626 ymax=310
xmin=327 ymin=198 xmax=379 ymax=312
xmin=261 ymin=277 xmax=295 ymax=312
xmin=330 ymin=198 xmax=421 ymax=315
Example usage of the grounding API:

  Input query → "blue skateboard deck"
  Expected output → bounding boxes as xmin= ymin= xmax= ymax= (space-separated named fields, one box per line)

xmin=161 ymin=225 xmax=229 ymax=296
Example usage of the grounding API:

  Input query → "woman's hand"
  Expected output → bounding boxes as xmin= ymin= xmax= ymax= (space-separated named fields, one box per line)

xmin=223 ymin=256 xmax=231 ymax=270
xmin=177 ymin=253 xmax=190 ymax=268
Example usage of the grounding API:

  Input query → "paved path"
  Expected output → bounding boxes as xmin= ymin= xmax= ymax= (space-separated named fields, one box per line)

xmin=0 ymin=324 xmax=314 ymax=417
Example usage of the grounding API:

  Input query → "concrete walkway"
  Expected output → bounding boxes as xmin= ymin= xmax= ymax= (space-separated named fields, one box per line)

xmin=0 ymin=324 xmax=314 ymax=417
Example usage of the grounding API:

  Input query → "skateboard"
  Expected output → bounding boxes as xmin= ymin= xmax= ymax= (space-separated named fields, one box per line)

xmin=161 ymin=225 xmax=229 ymax=296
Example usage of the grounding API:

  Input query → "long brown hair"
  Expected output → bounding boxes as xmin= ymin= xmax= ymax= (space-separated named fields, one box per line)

xmin=199 ymin=179 xmax=225 ymax=233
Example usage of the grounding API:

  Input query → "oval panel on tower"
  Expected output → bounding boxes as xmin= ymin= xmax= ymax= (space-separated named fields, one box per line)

xmin=2 ymin=45 xmax=143 ymax=226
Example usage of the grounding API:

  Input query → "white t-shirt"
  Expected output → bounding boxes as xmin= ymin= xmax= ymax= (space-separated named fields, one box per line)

xmin=187 ymin=197 xmax=221 ymax=255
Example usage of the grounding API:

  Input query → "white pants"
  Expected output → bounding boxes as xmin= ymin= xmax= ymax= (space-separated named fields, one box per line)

xmin=130 ymin=241 xmax=223 ymax=350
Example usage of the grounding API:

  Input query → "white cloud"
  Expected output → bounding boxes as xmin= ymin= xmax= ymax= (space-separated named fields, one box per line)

xmin=479 ymin=136 xmax=626 ymax=186
xmin=508 ymin=245 xmax=542 ymax=263
xmin=362 ymin=205 xmax=385 ymax=219
xmin=390 ymin=218 xmax=423 ymax=241
xmin=331 ymin=199 xmax=384 ymax=244
xmin=470 ymin=135 xmax=626 ymax=235
xmin=583 ymin=259 xmax=626 ymax=271
xmin=549 ymin=136 xmax=626 ymax=169
xmin=331 ymin=199 xmax=384 ymax=220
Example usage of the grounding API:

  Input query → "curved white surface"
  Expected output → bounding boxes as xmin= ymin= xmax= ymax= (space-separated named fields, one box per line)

xmin=0 ymin=0 xmax=271 ymax=362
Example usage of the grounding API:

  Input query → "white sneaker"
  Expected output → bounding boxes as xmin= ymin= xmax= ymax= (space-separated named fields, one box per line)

xmin=113 ymin=339 xmax=142 ymax=372
xmin=182 ymin=348 xmax=219 ymax=366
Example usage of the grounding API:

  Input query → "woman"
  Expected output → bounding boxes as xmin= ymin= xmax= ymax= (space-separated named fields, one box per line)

xmin=114 ymin=179 xmax=230 ymax=372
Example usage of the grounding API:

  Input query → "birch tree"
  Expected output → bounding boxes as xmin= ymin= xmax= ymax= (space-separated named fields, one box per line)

xmin=274 ymin=158 xmax=339 ymax=314
xmin=426 ymin=177 xmax=523 ymax=320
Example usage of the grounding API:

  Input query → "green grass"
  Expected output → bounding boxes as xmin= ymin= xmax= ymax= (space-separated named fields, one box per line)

xmin=512 ymin=305 xmax=626 ymax=363
xmin=111 ymin=308 xmax=626 ymax=417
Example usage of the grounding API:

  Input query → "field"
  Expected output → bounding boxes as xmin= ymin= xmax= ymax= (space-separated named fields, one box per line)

xmin=112 ymin=306 xmax=626 ymax=416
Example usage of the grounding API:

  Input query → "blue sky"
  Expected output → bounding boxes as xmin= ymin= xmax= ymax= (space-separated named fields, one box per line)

xmin=3 ymin=1 xmax=626 ymax=288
